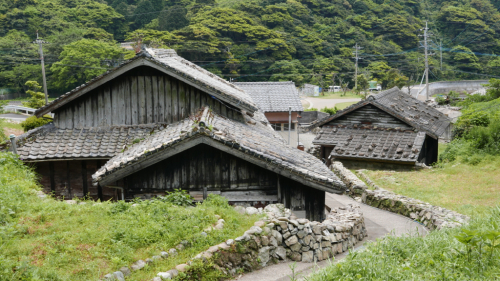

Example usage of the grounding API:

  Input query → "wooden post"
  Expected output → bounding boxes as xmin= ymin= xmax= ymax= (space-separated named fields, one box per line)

xmin=49 ymin=162 xmax=55 ymax=193
xmin=203 ymin=186 xmax=207 ymax=200
xmin=66 ymin=161 xmax=72 ymax=199
xmin=81 ymin=161 xmax=88 ymax=198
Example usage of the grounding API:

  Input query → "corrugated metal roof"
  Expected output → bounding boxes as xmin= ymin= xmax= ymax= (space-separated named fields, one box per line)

xmin=233 ymin=81 xmax=303 ymax=112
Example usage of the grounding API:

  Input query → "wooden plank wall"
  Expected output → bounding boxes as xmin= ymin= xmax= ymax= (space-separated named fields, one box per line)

xmin=326 ymin=105 xmax=413 ymax=129
xmin=123 ymin=144 xmax=278 ymax=199
xmin=53 ymin=67 xmax=242 ymax=129
xmin=34 ymin=160 xmax=116 ymax=201
xmin=279 ymin=176 xmax=325 ymax=221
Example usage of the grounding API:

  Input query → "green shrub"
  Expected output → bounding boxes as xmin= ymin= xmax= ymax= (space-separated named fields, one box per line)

xmin=20 ymin=115 xmax=52 ymax=132
xmin=0 ymin=119 xmax=8 ymax=144
xmin=304 ymin=107 xmax=318 ymax=112
xmin=320 ymin=106 xmax=338 ymax=115
xmin=158 ymin=188 xmax=193 ymax=206
xmin=435 ymin=96 xmax=446 ymax=105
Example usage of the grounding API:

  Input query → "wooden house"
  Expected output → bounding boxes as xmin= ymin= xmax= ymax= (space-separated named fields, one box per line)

xmin=15 ymin=48 xmax=345 ymax=221
xmin=232 ymin=82 xmax=303 ymax=147
xmin=310 ymin=87 xmax=451 ymax=168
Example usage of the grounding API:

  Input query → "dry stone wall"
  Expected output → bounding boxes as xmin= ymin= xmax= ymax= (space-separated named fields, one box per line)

xmin=149 ymin=204 xmax=366 ymax=280
xmin=330 ymin=161 xmax=470 ymax=230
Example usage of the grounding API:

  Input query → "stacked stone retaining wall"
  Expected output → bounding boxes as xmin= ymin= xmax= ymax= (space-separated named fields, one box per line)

xmin=330 ymin=161 xmax=470 ymax=231
xmin=149 ymin=204 xmax=366 ymax=280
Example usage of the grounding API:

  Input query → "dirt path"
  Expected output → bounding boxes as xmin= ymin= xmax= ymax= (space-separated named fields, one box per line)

xmin=232 ymin=193 xmax=427 ymax=281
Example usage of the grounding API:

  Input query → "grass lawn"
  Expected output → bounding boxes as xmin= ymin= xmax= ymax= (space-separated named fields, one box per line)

xmin=0 ymin=119 xmax=25 ymax=136
xmin=363 ymin=144 xmax=500 ymax=217
xmin=334 ymin=101 xmax=357 ymax=110
xmin=310 ymin=91 xmax=362 ymax=99
xmin=0 ymin=153 xmax=259 ymax=281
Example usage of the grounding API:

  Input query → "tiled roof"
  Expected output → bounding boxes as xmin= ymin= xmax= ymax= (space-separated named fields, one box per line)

xmin=17 ymin=123 xmax=160 ymax=161
xmin=93 ymin=107 xmax=345 ymax=193
xmin=233 ymin=81 xmax=303 ymax=112
xmin=313 ymin=125 xmax=426 ymax=163
xmin=309 ymin=87 xmax=451 ymax=138
xmin=35 ymin=48 xmax=258 ymax=117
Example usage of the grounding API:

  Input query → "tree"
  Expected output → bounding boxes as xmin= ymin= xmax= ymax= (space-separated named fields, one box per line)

xmin=50 ymin=39 xmax=133 ymax=90
xmin=484 ymin=78 xmax=500 ymax=100
xmin=133 ymin=0 xmax=156 ymax=29
xmin=355 ymin=74 xmax=369 ymax=98
xmin=384 ymin=69 xmax=409 ymax=89
xmin=22 ymin=81 xmax=45 ymax=109
xmin=158 ymin=5 xmax=189 ymax=32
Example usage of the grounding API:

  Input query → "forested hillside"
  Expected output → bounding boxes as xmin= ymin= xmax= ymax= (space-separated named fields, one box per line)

xmin=1 ymin=0 xmax=500 ymax=96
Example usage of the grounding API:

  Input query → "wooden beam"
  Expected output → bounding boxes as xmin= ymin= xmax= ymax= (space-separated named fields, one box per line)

xmin=81 ymin=161 xmax=88 ymax=197
xmin=49 ymin=162 xmax=55 ymax=192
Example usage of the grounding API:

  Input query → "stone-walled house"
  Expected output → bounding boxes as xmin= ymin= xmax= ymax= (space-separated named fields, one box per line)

xmin=14 ymin=48 xmax=345 ymax=221
xmin=232 ymin=81 xmax=303 ymax=148
xmin=309 ymin=87 xmax=452 ymax=168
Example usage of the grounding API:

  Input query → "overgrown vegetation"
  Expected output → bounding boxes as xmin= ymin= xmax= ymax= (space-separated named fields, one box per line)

xmin=308 ymin=207 xmax=500 ymax=280
xmin=304 ymin=106 xmax=338 ymax=115
xmin=1 ymin=0 xmax=500 ymax=97
xmin=0 ymin=153 xmax=259 ymax=280
xmin=439 ymin=79 xmax=500 ymax=165
xmin=20 ymin=116 xmax=53 ymax=132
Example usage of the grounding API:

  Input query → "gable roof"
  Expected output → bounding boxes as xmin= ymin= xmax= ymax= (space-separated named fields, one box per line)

xmin=93 ymin=107 xmax=346 ymax=193
xmin=16 ymin=123 xmax=160 ymax=161
xmin=35 ymin=48 xmax=258 ymax=117
xmin=313 ymin=125 xmax=426 ymax=163
xmin=310 ymin=87 xmax=451 ymax=139
xmin=233 ymin=81 xmax=303 ymax=112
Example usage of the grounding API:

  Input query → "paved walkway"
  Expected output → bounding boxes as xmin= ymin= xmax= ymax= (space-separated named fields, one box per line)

xmin=0 ymin=113 xmax=29 ymax=122
xmin=232 ymin=193 xmax=427 ymax=281
xmin=303 ymin=97 xmax=361 ymax=110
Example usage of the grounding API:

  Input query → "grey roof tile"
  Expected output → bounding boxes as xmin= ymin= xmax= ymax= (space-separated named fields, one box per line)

xmin=233 ymin=81 xmax=303 ymax=112
xmin=93 ymin=107 xmax=344 ymax=192
xmin=309 ymin=87 xmax=451 ymax=138
xmin=35 ymin=48 xmax=258 ymax=117
xmin=313 ymin=125 xmax=426 ymax=163
xmin=16 ymin=123 xmax=160 ymax=161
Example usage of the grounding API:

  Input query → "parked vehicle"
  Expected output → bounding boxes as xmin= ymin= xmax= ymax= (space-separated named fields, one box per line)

xmin=369 ymin=81 xmax=382 ymax=91
xmin=328 ymin=86 xmax=341 ymax=92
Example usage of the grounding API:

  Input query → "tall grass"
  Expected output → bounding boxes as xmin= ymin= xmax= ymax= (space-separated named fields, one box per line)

xmin=0 ymin=152 xmax=259 ymax=280
xmin=308 ymin=207 xmax=500 ymax=280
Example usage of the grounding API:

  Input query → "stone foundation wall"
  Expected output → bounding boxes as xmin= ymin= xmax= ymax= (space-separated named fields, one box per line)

xmin=331 ymin=161 xmax=470 ymax=230
xmin=153 ymin=204 xmax=366 ymax=280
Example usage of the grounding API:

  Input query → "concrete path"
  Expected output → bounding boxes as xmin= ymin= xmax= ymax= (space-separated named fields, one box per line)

xmin=304 ymin=98 xmax=361 ymax=110
xmin=0 ymin=113 xmax=29 ymax=122
xmin=232 ymin=193 xmax=427 ymax=281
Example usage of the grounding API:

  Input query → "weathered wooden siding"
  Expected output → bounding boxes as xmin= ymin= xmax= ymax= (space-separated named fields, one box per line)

xmin=279 ymin=176 xmax=325 ymax=222
xmin=34 ymin=160 xmax=116 ymax=201
xmin=325 ymin=104 xmax=412 ymax=129
xmin=53 ymin=66 xmax=242 ymax=129
xmin=123 ymin=144 xmax=278 ymax=201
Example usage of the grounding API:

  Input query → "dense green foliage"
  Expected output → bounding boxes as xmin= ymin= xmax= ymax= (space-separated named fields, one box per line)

xmin=22 ymin=81 xmax=45 ymax=109
xmin=0 ymin=152 xmax=258 ymax=280
xmin=20 ymin=115 xmax=52 ymax=132
xmin=309 ymin=208 xmax=500 ymax=280
xmin=1 ymin=0 xmax=500 ymax=97
xmin=440 ymin=80 xmax=500 ymax=164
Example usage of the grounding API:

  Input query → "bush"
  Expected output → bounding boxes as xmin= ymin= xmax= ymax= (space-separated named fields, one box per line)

xmin=20 ymin=115 xmax=52 ymax=132
xmin=304 ymin=107 xmax=318 ymax=112
xmin=320 ymin=106 xmax=338 ymax=115
xmin=158 ymin=188 xmax=193 ymax=206
xmin=436 ymin=96 xmax=446 ymax=105
xmin=0 ymin=119 xmax=8 ymax=144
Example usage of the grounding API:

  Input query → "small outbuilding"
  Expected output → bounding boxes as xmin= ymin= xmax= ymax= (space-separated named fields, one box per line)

xmin=233 ymin=81 xmax=303 ymax=147
xmin=310 ymin=87 xmax=452 ymax=169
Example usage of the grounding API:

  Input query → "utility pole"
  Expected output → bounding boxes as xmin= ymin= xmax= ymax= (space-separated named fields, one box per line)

xmin=439 ymin=38 xmax=443 ymax=71
xmin=419 ymin=22 xmax=431 ymax=100
xmin=353 ymin=43 xmax=363 ymax=90
xmin=33 ymin=31 xmax=49 ymax=105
